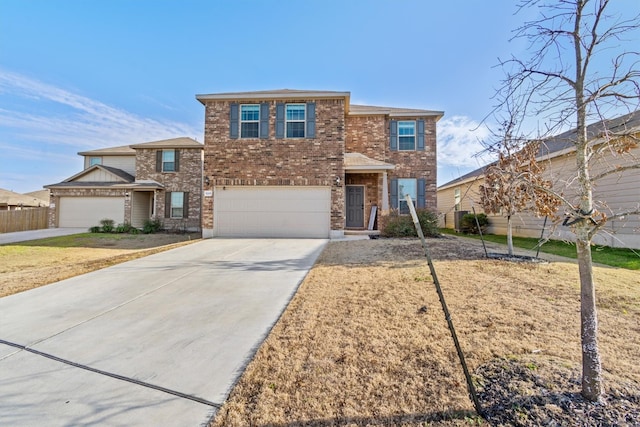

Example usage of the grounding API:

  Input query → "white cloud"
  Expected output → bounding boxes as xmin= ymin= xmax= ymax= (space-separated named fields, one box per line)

xmin=0 ymin=69 xmax=201 ymax=149
xmin=437 ymin=115 xmax=493 ymax=168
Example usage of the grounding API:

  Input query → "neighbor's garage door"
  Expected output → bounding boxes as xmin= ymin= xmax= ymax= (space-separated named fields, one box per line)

xmin=214 ymin=186 xmax=331 ymax=238
xmin=58 ymin=197 xmax=125 ymax=228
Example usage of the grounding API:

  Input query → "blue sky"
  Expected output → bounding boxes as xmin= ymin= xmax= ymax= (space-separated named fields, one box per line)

xmin=0 ymin=0 xmax=629 ymax=193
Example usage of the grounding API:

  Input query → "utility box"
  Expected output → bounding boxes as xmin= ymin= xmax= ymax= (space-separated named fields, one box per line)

xmin=454 ymin=210 xmax=468 ymax=232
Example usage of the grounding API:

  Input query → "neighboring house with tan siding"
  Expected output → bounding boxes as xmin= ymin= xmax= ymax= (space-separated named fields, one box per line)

xmin=438 ymin=110 xmax=640 ymax=249
xmin=0 ymin=188 xmax=49 ymax=211
xmin=196 ymin=89 xmax=442 ymax=238
xmin=45 ymin=137 xmax=203 ymax=231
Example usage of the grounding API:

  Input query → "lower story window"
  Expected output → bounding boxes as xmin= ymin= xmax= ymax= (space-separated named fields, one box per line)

xmin=398 ymin=179 xmax=417 ymax=214
xmin=170 ymin=192 xmax=184 ymax=218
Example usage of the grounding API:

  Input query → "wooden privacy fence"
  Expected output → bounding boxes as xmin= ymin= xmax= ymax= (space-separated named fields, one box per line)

xmin=0 ymin=207 xmax=49 ymax=233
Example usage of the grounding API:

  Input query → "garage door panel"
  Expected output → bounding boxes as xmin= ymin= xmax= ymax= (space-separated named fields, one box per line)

xmin=59 ymin=197 xmax=125 ymax=228
xmin=214 ymin=187 xmax=330 ymax=238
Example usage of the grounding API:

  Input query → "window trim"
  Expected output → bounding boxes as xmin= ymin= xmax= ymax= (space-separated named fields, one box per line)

xmin=397 ymin=178 xmax=417 ymax=214
xmin=454 ymin=188 xmax=461 ymax=211
xmin=89 ymin=157 xmax=102 ymax=166
xmin=162 ymin=149 xmax=176 ymax=172
xmin=240 ymin=104 xmax=260 ymax=138
xmin=398 ymin=121 xmax=416 ymax=151
xmin=285 ymin=103 xmax=306 ymax=138
xmin=170 ymin=191 xmax=184 ymax=219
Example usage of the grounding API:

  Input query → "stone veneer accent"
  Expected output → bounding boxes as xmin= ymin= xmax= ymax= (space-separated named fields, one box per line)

xmin=201 ymin=98 xmax=346 ymax=234
xmin=136 ymin=148 xmax=202 ymax=231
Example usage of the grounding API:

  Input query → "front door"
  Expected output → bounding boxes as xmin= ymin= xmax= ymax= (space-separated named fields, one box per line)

xmin=346 ymin=185 xmax=364 ymax=228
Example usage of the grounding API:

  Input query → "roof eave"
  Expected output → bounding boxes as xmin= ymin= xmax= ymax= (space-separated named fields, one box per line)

xmin=345 ymin=165 xmax=395 ymax=172
xmin=196 ymin=91 xmax=351 ymax=104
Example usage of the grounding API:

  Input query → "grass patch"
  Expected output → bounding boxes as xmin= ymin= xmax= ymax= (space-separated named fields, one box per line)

xmin=439 ymin=228 xmax=640 ymax=270
xmin=0 ymin=232 xmax=200 ymax=297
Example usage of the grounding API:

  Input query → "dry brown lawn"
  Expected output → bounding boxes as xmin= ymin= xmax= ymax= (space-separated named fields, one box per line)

xmin=210 ymin=237 xmax=640 ymax=427
xmin=0 ymin=233 xmax=201 ymax=297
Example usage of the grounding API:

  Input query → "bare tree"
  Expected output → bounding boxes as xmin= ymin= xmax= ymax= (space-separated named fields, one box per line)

xmin=479 ymin=134 xmax=560 ymax=256
xmin=496 ymin=0 xmax=640 ymax=401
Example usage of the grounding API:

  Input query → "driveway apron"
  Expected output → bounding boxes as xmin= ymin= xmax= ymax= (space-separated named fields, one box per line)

xmin=0 ymin=238 xmax=327 ymax=426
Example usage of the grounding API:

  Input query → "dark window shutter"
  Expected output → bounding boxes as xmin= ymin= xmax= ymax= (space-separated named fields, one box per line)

xmin=417 ymin=178 xmax=426 ymax=208
xmin=229 ymin=103 xmax=239 ymax=139
xmin=183 ymin=192 xmax=189 ymax=218
xmin=174 ymin=150 xmax=180 ymax=172
xmin=389 ymin=120 xmax=398 ymax=151
xmin=156 ymin=150 xmax=162 ymax=172
xmin=306 ymin=102 xmax=316 ymax=138
xmin=275 ymin=103 xmax=285 ymax=138
xmin=259 ymin=103 xmax=269 ymax=138
xmin=165 ymin=192 xmax=171 ymax=218
xmin=390 ymin=178 xmax=398 ymax=210
xmin=417 ymin=119 xmax=425 ymax=151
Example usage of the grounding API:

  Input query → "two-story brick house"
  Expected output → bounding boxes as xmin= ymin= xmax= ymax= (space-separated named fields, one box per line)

xmin=45 ymin=137 xmax=203 ymax=231
xmin=196 ymin=89 xmax=442 ymax=238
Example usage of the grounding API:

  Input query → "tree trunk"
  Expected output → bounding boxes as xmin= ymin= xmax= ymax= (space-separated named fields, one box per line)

xmin=576 ymin=230 xmax=602 ymax=401
xmin=506 ymin=215 xmax=514 ymax=256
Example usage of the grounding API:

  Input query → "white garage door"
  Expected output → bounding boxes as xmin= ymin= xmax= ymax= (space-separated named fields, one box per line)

xmin=59 ymin=197 xmax=125 ymax=228
xmin=214 ymin=186 xmax=331 ymax=238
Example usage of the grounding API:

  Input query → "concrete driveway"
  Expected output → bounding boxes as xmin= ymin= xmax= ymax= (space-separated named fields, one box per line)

xmin=0 ymin=238 xmax=327 ymax=426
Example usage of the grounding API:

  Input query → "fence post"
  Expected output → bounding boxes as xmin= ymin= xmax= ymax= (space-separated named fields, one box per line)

xmin=405 ymin=194 xmax=483 ymax=416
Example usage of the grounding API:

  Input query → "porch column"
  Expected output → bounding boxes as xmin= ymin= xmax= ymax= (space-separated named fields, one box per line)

xmin=381 ymin=171 xmax=389 ymax=213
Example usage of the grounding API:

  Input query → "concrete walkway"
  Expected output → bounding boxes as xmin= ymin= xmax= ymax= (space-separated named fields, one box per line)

xmin=0 ymin=238 xmax=327 ymax=426
xmin=0 ymin=228 xmax=87 ymax=245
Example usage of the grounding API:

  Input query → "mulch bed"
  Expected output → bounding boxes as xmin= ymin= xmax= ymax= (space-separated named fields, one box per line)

xmin=476 ymin=356 xmax=640 ymax=426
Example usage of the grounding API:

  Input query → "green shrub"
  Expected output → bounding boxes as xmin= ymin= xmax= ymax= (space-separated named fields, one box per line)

xmin=460 ymin=213 xmax=489 ymax=234
xmin=115 ymin=222 xmax=136 ymax=234
xmin=99 ymin=218 xmax=115 ymax=233
xmin=142 ymin=218 xmax=163 ymax=234
xmin=89 ymin=226 xmax=102 ymax=233
xmin=416 ymin=209 xmax=440 ymax=237
xmin=383 ymin=209 xmax=440 ymax=238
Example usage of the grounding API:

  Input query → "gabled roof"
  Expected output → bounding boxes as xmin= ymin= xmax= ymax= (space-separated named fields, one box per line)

xmin=130 ymin=137 xmax=203 ymax=149
xmin=195 ymin=89 xmax=444 ymax=120
xmin=78 ymin=137 xmax=202 ymax=156
xmin=24 ymin=189 xmax=50 ymax=204
xmin=78 ymin=144 xmax=135 ymax=156
xmin=538 ymin=109 xmax=640 ymax=158
xmin=196 ymin=89 xmax=350 ymax=103
xmin=344 ymin=153 xmax=395 ymax=171
xmin=0 ymin=188 xmax=49 ymax=207
xmin=438 ymin=110 xmax=640 ymax=190
xmin=45 ymin=165 xmax=135 ymax=189
xmin=349 ymin=104 xmax=444 ymax=120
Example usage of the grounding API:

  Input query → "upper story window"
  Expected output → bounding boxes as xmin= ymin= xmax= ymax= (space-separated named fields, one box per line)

xmin=156 ymin=149 xmax=179 ymax=172
xmin=162 ymin=150 xmax=175 ymax=172
xmin=286 ymin=104 xmax=306 ymax=138
xmin=398 ymin=121 xmax=416 ymax=150
xmin=240 ymin=104 xmax=260 ymax=138
xmin=390 ymin=119 xmax=425 ymax=151
xmin=89 ymin=157 xmax=102 ymax=166
xmin=230 ymin=103 xmax=268 ymax=139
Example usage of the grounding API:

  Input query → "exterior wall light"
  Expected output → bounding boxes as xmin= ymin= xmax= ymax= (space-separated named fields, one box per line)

xmin=335 ymin=176 xmax=341 ymax=186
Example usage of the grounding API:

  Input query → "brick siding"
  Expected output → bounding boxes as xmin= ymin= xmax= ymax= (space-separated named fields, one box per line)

xmin=202 ymin=98 xmax=346 ymax=231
